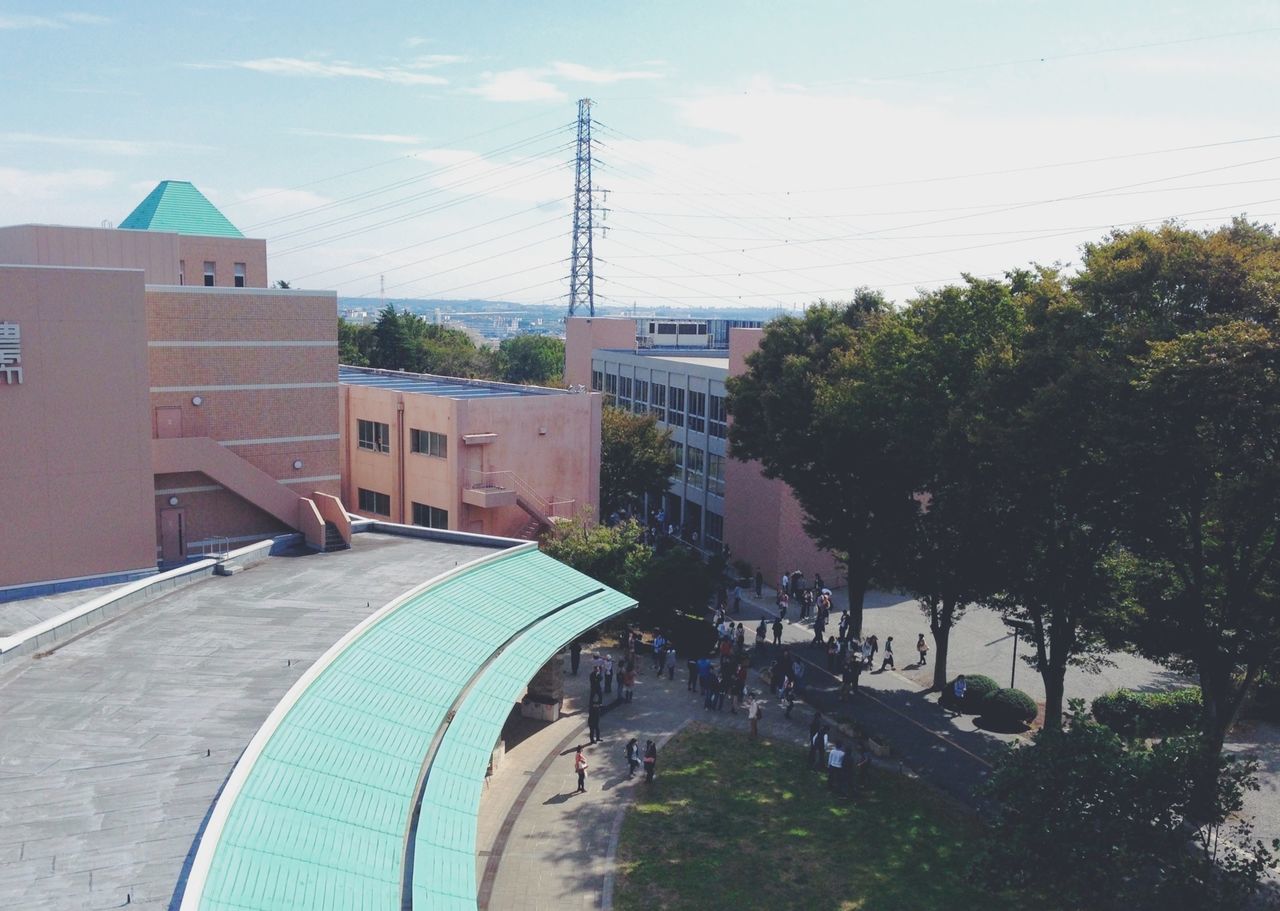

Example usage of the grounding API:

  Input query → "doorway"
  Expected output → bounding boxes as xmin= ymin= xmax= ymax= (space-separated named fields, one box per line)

xmin=159 ymin=508 xmax=186 ymax=563
xmin=155 ymin=406 xmax=182 ymax=439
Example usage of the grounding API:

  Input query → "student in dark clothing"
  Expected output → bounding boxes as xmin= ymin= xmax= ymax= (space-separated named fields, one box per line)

xmin=687 ymin=657 xmax=699 ymax=691
xmin=754 ymin=571 xmax=764 ymax=597
xmin=772 ymin=617 xmax=783 ymax=646
xmin=569 ymin=641 xmax=582 ymax=675
xmin=643 ymin=741 xmax=658 ymax=782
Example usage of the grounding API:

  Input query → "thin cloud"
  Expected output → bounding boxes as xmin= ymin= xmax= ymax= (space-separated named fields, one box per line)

xmin=0 ymin=11 xmax=108 ymax=28
xmin=0 ymin=132 xmax=208 ymax=156
xmin=470 ymin=69 xmax=565 ymax=102
xmin=200 ymin=57 xmax=449 ymax=86
xmin=291 ymin=128 xmax=426 ymax=145
xmin=0 ymin=167 xmax=114 ymax=197
xmin=407 ymin=54 xmax=467 ymax=68
xmin=551 ymin=61 xmax=663 ymax=84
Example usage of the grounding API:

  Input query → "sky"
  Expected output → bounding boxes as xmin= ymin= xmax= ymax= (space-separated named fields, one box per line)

xmin=2 ymin=1 xmax=1279 ymax=310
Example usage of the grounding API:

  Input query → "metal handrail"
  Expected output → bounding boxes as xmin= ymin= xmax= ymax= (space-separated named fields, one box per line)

xmin=465 ymin=469 xmax=575 ymax=519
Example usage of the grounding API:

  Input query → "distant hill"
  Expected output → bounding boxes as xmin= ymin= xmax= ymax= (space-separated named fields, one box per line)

xmin=337 ymin=297 xmax=785 ymax=323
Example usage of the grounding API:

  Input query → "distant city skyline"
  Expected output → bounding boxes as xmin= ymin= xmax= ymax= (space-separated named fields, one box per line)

xmin=3 ymin=1 xmax=1279 ymax=307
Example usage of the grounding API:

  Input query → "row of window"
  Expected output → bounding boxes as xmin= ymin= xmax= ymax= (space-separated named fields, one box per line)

xmin=669 ymin=443 xmax=726 ymax=497
xmin=356 ymin=487 xmax=450 ymax=529
xmin=178 ymin=260 xmax=248 ymax=287
xmin=357 ymin=419 xmax=448 ymax=458
xmin=592 ymin=369 xmax=726 ymax=437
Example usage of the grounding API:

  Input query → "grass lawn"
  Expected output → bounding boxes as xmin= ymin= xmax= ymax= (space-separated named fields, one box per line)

xmin=615 ymin=724 xmax=1017 ymax=911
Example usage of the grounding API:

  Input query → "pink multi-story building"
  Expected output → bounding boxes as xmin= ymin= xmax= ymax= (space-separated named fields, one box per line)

xmin=564 ymin=316 xmax=843 ymax=586
xmin=339 ymin=366 xmax=602 ymax=538
xmin=0 ymin=181 xmax=345 ymax=596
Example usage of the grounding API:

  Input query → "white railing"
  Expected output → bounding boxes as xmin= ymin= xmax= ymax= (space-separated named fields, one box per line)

xmin=465 ymin=469 xmax=575 ymax=519
xmin=202 ymin=537 xmax=231 ymax=562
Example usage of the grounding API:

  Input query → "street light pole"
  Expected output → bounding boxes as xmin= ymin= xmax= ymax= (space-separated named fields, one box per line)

xmin=1010 ymin=628 xmax=1018 ymax=689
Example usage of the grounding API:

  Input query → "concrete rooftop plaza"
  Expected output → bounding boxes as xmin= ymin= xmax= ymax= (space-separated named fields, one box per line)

xmin=0 ymin=533 xmax=496 ymax=910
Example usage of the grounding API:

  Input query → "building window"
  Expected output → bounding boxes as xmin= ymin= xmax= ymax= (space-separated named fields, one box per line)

xmin=705 ymin=509 xmax=724 ymax=547
xmin=234 ymin=262 xmax=246 ymax=288
xmin=179 ymin=260 xmax=185 ymax=286
xmin=709 ymin=394 xmax=728 ymax=439
xmin=686 ymin=445 xmax=705 ymax=488
xmin=203 ymin=261 xmax=215 ymax=287
xmin=634 ymin=399 xmax=648 ymax=415
xmin=619 ymin=376 xmax=632 ymax=400
xmin=670 ymin=440 xmax=683 ymax=478
xmin=650 ymin=383 xmax=666 ymax=421
xmin=412 ymin=501 xmax=449 ymax=529
xmin=591 ymin=370 xmax=602 ymax=392
xmin=635 ymin=379 xmax=648 ymax=407
xmin=604 ymin=373 xmax=617 ymax=395
xmin=358 ymin=487 xmax=391 ymax=516
xmin=410 ymin=428 xmax=447 ymax=458
xmin=688 ymin=390 xmax=706 ymax=433
xmin=708 ymin=452 xmax=726 ymax=496
xmin=668 ymin=386 xmax=685 ymax=427
xmin=357 ymin=418 xmax=391 ymax=453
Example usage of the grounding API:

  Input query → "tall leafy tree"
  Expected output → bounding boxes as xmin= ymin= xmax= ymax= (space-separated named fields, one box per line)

xmin=727 ymin=292 xmax=919 ymax=636
xmin=498 ymin=335 xmax=565 ymax=385
xmin=338 ymin=317 xmax=372 ymax=366
xmin=600 ymin=406 xmax=675 ymax=519
xmin=880 ymin=277 xmax=1023 ymax=689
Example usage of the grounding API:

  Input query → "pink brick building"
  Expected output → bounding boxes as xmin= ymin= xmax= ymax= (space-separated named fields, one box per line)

xmin=0 ymin=181 xmax=343 ymax=596
xmin=339 ymin=366 xmax=602 ymax=538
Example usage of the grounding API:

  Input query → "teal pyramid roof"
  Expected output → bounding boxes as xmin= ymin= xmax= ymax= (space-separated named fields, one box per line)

xmin=119 ymin=180 xmax=243 ymax=237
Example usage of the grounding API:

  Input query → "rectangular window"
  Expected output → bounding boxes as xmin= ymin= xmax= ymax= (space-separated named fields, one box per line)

xmin=705 ymin=509 xmax=724 ymax=547
xmin=635 ymin=379 xmax=648 ymax=405
xmin=658 ymin=322 xmax=678 ymax=335
xmin=604 ymin=373 xmax=617 ymax=395
xmin=179 ymin=260 xmax=185 ymax=286
xmin=234 ymin=262 xmax=246 ymax=288
xmin=619 ymin=376 xmax=632 ymax=401
xmin=411 ymin=501 xmax=449 ymax=529
xmin=678 ymin=323 xmax=700 ymax=335
xmin=688 ymin=390 xmax=706 ymax=433
xmin=358 ymin=487 xmax=391 ymax=516
xmin=707 ymin=452 xmax=726 ymax=496
xmin=650 ymin=383 xmax=666 ymax=421
xmin=671 ymin=440 xmax=683 ymax=468
xmin=709 ymin=394 xmax=728 ymax=439
xmin=686 ymin=446 xmax=705 ymax=487
xmin=203 ymin=261 xmax=215 ymax=287
xmin=591 ymin=370 xmax=602 ymax=392
xmin=410 ymin=428 xmax=447 ymax=458
xmin=357 ymin=418 xmax=391 ymax=453
xmin=668 ymin=386 xmax=685 ymax=427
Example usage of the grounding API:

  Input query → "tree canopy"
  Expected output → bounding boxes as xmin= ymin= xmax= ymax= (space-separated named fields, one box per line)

xmin=600 ymin=406 xmax=676 ymax=519
xmin=497 ymin=334 xmax=564 ymax=385
xmin=340 ymin=305 xmax=500 ymax=377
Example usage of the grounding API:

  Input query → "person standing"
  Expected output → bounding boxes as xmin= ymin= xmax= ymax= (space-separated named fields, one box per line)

xmin=808 ymin=725 xmax=829 ymax=770
xmin=732 ymin=585 xmax=742 ymax=615
xmin=778 ymin=592 xmax=789 ymax=620
xmin=755 ymin=571 xmax=764 ymax=598
xmin=651 ymin=633 xmax=666 ymax=673
xmin=589 ymin=665 xmax=603 ymax=702
xmin=686 ymin=655 xmax=699 ymax=692
xmin=643 ymin=740 xmax=658 ymax=782
xmin=604 ymin=654 xmax=614 ymax=694
xmin=881 ymin=636 xmax=895 ymax=671
xmin=622 ymin=663 xmax=636 ymax=703
xmin=587 ymin=700 xmax=602 ymax=744
xmin=625 ymin=738 xmax=640 ymax=778
xmin=916 ymin=633 xmax=929 ymax=666
xmin=574 ymin=746 xmax=588 ymax=793
xmin=665 ymin=645 xmax=677 ymax=680
xmin=772 ymin=617 xmax=783 ymax=647
xmin=746 ymin=692 xmax=763 ymax=739
xmin=569 ymin=641 xmax=582 ymax=676
xmin=827 ymin=740 xmax=846 ymax=793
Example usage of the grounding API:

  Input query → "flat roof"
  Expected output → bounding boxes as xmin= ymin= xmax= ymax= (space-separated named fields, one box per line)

xmin=340 ymin=365 xmax=567 ymax=399
xmin=0 ymin=532 xmax=503 ymax=909
xmin=594 ymin=348 xmax=731 ymax=369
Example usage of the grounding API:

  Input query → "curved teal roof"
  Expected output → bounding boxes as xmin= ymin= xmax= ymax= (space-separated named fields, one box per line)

xmin=120 ymin=180 xmax=244 ymax=237
xmin=182 ymin=545 xmax=634 ymax=911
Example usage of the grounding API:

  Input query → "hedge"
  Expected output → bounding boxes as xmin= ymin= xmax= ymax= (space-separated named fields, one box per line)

xmin=983 ymin=687 xmax=1038 ymax=726
xmin=940 ymin=674 xmax=1000 ymax=713
xmin=1091 ymin=687 xmax=1201 ymax=738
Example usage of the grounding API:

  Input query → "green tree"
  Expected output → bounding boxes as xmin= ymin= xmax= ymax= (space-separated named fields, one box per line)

xmin=498 ymin=335 xmax=565 ymax=385
xmin=600 ymin=406 xmax=675 ymax=519
xmin=338 ymin=317 xmax=373 ymax=366
xmin=978 ymin=705 xmax=1276 ymax=910
xmin=881 ymin=277 xmax=1023 ymax=689
xmin=727 ymin=291 xmax=919 ymax=636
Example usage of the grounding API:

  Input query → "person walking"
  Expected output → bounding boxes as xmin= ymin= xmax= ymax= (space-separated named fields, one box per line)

xmin=778 ymin=592 xmax=789 ymax=620
xmin=916 ymin=633 xmax=929 ymax=666
xmin=665 ymin=645 xmax=677 ymax=680
xmin=781 ymin=678 xmax=797 ymax=718
xmin=772 ymin=617 xmax=783 ymax=647
xmin=587 ymin=701 xmax=602 ymax=744
xmin=866 ymin=635 xmax=879 ymax=669
xmin=604 ymin=654 xmax=614 ymax=694
xmin=625 ymin=738 xmax=640 ymax=778
xmin=880 ymin=636 xmax=895 ymax=671
xmin=574 ymin=746 xmax=588 ymax=793
xmin=755 ymin=618 xmax=767 ymax=653
xmin=569 ymin=641 xmax=582 ymax=676
xmin=808 ymin=725 xmax=829 ymax=770
xmin=643 ymin=740 xmax=658 ymax=783
xmin=651 ymin=633 xmax=666 ymax=673
xmin=746 ymin=692 xmax=763 ymax=739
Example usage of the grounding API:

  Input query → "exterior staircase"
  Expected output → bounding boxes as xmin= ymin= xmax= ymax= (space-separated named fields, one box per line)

xmin=322 ymin=521 xmax=349 ymax=552
xmin=515 ymin=516 xmax=544 ymax=540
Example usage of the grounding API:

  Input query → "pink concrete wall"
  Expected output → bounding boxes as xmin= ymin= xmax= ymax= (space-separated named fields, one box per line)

xmin=0 ymin=265 xmax=156 ymax=587
xmin=0 ymin=224 xmax=180 ymax=284
xmin=177 ymin=236 xmax=268 ymax=288
xmin=145 ymin=286 xmax=339 ymax=553
xmin=340 ymin=377 xmax=601 ymax=537
xmin=564 ymin=317 xmax=636 ymax=388
xmin=723 ymin=327 xmax=843 ymax=586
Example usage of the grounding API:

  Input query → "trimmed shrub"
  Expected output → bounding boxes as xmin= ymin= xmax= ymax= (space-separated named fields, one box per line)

xmin=983 ymin=687 xmax=1038 ymax=726
xmin=940 ymin=674 xmax=1000 ymax=713
xmin=1091 ymin=687 xmax=1201 ymax=738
